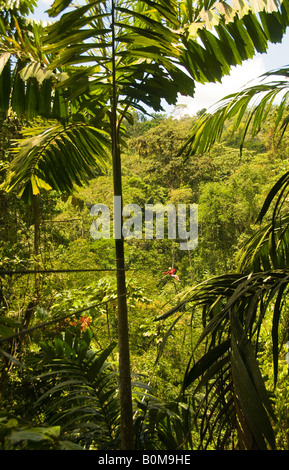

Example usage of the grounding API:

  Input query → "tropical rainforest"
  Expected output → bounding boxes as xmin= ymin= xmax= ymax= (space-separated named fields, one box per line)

xmin=1 ymin=0 xmax=289 ymax=452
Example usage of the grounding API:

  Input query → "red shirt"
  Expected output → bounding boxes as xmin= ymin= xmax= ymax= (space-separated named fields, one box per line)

xmin=165 ymin=268 xmax=176 ymax=276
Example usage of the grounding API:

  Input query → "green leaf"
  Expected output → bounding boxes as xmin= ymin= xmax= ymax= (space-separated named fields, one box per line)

xmin=0 ymin=52 xmax=11 ymax=74
xmin=4 ymin=123 xmax=110 ymax=203
xmin=257 ymin=171 xmax=289 ymax=222
xmin=0 ymin=60 xmax=11 ymax=113
xmin=47 ymin=0 xmax=74 ymax=17
xmin=8 ymin=426 xmax=61 ymax=445
xmin=182 ymin=67 xmax=289 ymax=157
xmin=231 ymin=315 xmax=276 ymax=449
xmin=0 ymin=324 xmax=14 ymax=338
xmin=272 ymin=283 xmax=286 ymax=385
xmin=20 ymin=62 xmax=53 ymax=84
xmin=183 ymin=339 xmax=231 ymax=390
xmin=87 ymin=342 xmax=116 ymax=380
xmin=0 ymin=315 xmax=20 ymax=327
xmin=0 ymin=348 xmax=26 ymax=369
xmin=56 ymin=440 xmax=84 ymax=450
xmin=11 ymin=73 xmax=26 ymax=116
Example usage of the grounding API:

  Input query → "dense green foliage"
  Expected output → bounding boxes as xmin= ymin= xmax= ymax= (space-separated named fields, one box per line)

xmin=2 ymin=0 xmax=289 ymax=451
xmin=1 ymin=106 xmax=289 ymax=449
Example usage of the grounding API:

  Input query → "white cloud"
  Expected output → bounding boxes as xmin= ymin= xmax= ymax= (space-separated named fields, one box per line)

xmin=38 ymin=0 xmax=53 ymax=5
xmin=176 ymin=56 xmax=267 ymax=116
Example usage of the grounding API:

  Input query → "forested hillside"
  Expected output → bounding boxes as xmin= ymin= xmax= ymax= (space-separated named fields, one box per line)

xmin=1 ymin=106 xmax=289 ymax=450
xmin=2 ymin=0 xmax=289 ymax=451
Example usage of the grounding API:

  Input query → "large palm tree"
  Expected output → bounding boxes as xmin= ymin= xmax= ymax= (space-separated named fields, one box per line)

xmin=1 ymin=0 xmax=289 ymax=449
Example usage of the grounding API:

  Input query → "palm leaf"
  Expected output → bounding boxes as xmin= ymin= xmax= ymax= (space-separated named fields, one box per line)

xmin=183 ymin=339 xmax=231 ymax=391
xmin=236 ymin=214 xmax=289 ymax=272
xmin=41 ymin=0 xmax=289 ymax=116
xmin=182 ymin=67 xmax=289 ymax=157
xmin=161 ymin=268 xmax=289 ymax=449
xmin=236 ymin=169 xmax=289 ymax=273
xmin=0 ymin=14 xmax=59 ymax=119
xmin=34 ymin=337 xmax=120 ymax=448
xmin=3 ymin=122 xmax=111 ymax=203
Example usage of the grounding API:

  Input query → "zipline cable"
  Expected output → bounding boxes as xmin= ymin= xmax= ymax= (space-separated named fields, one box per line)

xmin=0 ymin=261 xmax=184 ymax=348
xmin=0 ymin=268 xmax=127 ymax=275
xmin=0 ymin=275 xmax=184 ymax=345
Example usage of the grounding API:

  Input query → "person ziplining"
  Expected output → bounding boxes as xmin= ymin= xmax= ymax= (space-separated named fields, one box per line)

xmin=164 ymin=267 xmax=180 ymax=281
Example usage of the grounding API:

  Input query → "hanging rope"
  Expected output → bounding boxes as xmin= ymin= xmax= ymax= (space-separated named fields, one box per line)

xmin=172 ymin=241 xmax=175 ymax=269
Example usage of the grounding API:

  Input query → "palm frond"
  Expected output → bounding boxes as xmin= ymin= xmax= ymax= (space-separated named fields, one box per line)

xmin=134 ymin=398 xmax=195 ymax=450
xmin=158 ymin=267 xmax=289 ymax=449
xmin=41 ymin=0 xmax=289 ymax=116
xmin=236 ymin=214 xmax=289 ymax=272
xmin=3 ymin=122 xmax=111 ymax=203
xmin=34 ymin=332 xmax=120 ymax=449
xmin=182 ymin=67 xmax=289 ymax=156
xmin=237 ymin=169 xmax=289 ymax=272
xmin=33 ymin=328 xmax=195 ymax=450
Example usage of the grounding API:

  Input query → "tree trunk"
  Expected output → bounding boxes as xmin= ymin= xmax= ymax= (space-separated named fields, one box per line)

xmin=111 ymin=124 xmax=134 ymax=450
xmin=115 ymin=237 xmax=134 ymax=450
xmin=110 ymin=0 xmax=134 ymax=450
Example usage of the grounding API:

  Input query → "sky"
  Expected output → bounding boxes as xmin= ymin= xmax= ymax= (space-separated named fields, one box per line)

xmin=33 ymin=0 xmax=289 ymax=116
xmin=175 ymin=33 xmax=289 ymax=115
